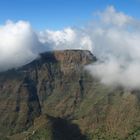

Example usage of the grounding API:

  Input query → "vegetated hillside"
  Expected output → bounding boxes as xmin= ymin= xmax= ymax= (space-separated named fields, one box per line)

xmin=0 ymin=50 xmax=140 ymax=140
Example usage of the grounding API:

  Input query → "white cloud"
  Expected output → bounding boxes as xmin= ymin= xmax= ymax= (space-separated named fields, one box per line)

xmin=39 ymin=28 xmax=76 ymax=45
xmin=0 ymin=20 xmax=44 ymax=71
xmin=85 ymin=6 xmax=140 ymax=90
xmin=39 ymin=27 xmax=93 ymax=51
xmin=98 ymin=6 xmax=134 ymax=27
xmin=1 ymin=6 xmax=140 ymax=90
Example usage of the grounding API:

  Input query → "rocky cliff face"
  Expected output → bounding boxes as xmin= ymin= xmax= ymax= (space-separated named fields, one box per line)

xmin=0 ymin=50 xmax=95 ymax=137
xmin=0 ymin=50 xmax=140 ymax=140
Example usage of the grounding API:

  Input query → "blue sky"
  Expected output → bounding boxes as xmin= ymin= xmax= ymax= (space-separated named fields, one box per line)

xmin=0 ymin=0 xmax=140 ymax=30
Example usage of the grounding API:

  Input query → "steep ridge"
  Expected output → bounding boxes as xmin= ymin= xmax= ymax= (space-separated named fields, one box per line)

xmin=0 ymin=50 xmax=140 ymax=140
xmin=0 ymin=50 xmax=96 ymax=139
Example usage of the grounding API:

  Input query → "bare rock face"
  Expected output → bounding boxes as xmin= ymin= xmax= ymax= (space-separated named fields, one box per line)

xmin=41 ymin=50 xmax=94 ymax=64
xmin=40 ymin=50 xmax=95 ymax=74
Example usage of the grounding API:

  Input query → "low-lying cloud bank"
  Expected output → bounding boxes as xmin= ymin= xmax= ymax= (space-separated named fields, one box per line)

xmin=1 ymin=6 xmax=140 ymax=89
xmin=85 ymin=6 xmax=140 ymax=90
xmin=0 ymin=20 xmax=42 ymax=71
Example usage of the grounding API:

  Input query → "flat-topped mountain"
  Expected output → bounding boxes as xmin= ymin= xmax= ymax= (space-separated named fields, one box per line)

xmin=0 ymin=50 xmax=140 ymax=140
